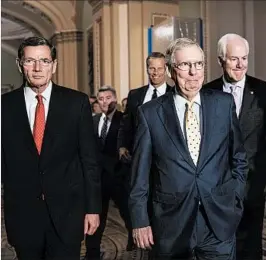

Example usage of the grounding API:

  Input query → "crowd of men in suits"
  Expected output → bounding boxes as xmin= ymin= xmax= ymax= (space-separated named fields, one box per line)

xmin=2 ymin=33 xmax=266 ymax=260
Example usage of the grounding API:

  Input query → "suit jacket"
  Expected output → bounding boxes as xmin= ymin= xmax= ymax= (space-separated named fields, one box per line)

xmin=93 ymin=110 xmax=123 ymax=175
xmin=117 ymin=84 xmax=172 ymax=153
xmin=204 ymin=75 xmax=266 ymax=201
xmin=129 ymin=88 xmax=248 ymax=254
xmin=1 ymin=83 xmax=101 ymax=247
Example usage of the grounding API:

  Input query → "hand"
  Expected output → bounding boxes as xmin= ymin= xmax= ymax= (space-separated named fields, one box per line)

xmin=119 ymin=147 xmax=131 ymax=160
xmin=84 ymin=214 xmax=100 ymax=235
xmin=132 ymin=226 xmax=154 ymax=250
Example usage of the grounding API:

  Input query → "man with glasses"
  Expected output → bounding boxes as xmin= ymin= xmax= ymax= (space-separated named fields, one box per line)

xmin=2 ymin=36 xmax=101 ymax=260
xmin=204 ymin=33 xmax=266 ymax=260
xmin=129 ymin=38 xmax=248 ymax=259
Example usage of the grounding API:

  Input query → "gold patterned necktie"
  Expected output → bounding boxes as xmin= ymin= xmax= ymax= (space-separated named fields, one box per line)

xmin=185 ymin=101 xmax=201 ymax=165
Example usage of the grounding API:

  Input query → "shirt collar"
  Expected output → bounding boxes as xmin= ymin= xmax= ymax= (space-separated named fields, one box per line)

xmin=101 ymin=108 xmax=116 ymax=121
xmin=174 ymin=89 xmax=201 ymax=110
xmin=223 ymin=75 xmax=246 ymax=90
xmin=149 ymin=82 xmax=167 ymax=95
xmin=24 ymin=81 xmax=53 ymax=102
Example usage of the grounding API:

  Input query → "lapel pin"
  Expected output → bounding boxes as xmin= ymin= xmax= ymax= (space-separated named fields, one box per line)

xmin=250 ymin=91 xmax=254 ymax=95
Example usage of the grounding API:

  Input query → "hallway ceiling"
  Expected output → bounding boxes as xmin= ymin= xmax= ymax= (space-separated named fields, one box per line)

xmin=1 ymin=16 xmax=34 ymax=40
xmin=1 ymin=0 xmax=56 ymax=56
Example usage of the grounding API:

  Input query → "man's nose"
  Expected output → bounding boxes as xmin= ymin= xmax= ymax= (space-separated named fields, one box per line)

xmin=33 ymin=60 xmax=41 ymax=71
xmin=236 ymin=59 xmax=243 ymax=68
xmin=189 ymin=65 xmax=197 ymax=75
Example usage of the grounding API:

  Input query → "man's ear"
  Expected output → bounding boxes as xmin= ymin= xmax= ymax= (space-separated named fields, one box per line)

xmin=218 ymin=56 xmax=224 ymax=67
xmin=16 ymin=58 xmax=23 ymax=74
xmin=52 ymin=59 xmax=57 ymax=74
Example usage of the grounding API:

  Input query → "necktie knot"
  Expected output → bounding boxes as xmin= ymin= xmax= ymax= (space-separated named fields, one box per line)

xmin=186 ymin=101 xmax=194 ymax=110
xmin=230 ymin=85 xmax=237 ymax=94
xmin=36 ymin=95 xmax=44 ymax=104
xmin=151 ymin=88 xmax=158 ymax=99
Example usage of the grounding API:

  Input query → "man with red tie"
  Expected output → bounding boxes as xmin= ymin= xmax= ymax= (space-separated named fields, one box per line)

xmin=1 ymin=36 xmax=101 ymax=260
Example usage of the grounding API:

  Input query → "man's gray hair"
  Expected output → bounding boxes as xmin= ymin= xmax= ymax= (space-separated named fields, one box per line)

xmin=165 ymin=38 xmax=204 ymax=70
xmin=217 ymin=33 xmax=249 ymax=60
xmin=97 ymin=85 xmax=116 ymax=97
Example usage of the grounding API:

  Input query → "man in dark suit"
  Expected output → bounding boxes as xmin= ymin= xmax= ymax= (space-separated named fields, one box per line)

xmin=129 ymin=38 xmax=248 ymax=259
xmin=85 ymin=85 xmax=132 ymax=259
xmin=204 ymin=33 xmax=266 ymax=260
xmin=1 ymin=36 xmax=101 ymax=260
xmin=118 ymin=52 xmax=172 ymax=161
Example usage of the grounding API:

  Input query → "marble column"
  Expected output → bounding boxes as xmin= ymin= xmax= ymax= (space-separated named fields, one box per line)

xmin=51 ymin=30 xmax=84 ymax=91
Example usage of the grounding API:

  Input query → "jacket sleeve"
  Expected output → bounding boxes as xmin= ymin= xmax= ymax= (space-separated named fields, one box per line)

xmin=79 ymin=95 xmax=101 ymax=214
xmin=129 ymin=106 xmax=152 ymax=228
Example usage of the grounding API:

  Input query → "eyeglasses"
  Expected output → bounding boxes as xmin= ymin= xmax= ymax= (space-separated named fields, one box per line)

xmin=21 ymin=58 xmax=53 ymax=67
xmin=148 ymin=67 xmax=165 ymax=73
xmin=173 ymin=61 xmax=204 ymax=71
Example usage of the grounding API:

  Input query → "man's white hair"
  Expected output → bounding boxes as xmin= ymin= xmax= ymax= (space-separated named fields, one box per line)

xmin=217 ymin=33 xmax=249 ymax=60
xmin=165 ymin=38 xmax=204 ymax=71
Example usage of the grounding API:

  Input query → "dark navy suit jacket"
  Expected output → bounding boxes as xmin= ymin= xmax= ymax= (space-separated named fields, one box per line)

xmin=204 ymin=75 xmax=266 ymax=203
xmin=129 ymin=88 xmax=248 ymax=254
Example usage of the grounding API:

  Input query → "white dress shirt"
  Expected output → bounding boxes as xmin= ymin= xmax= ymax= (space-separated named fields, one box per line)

xmin=24 ymin=82 xmax=52 ymax=133
xmin=173 ymin=91 xmax=201 ymax=137
xmin=143 ymin=83 xmax=167 ymax=104
xmin=98 ymin=109 xmax=116 ymax=137
xmin=223 ymin=75 xmax=245 ymax=117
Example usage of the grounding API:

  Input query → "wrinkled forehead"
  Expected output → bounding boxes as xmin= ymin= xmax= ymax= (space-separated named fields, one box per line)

xmin=226 ymin=39 xmax=248 ymax=57
xmin=174 ymin=46 xmax=204 ymax=63
xmin=148 ymin=57 xmax=166 ymax=67
xmin=97 ymin=90 xmax=116 ymax=99
xmin=22 ymin=45 xmax=52 ymax=59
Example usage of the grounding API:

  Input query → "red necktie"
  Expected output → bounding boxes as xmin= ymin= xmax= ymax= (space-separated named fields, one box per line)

xmin=33 ymin=95 xmax=45 ymax=154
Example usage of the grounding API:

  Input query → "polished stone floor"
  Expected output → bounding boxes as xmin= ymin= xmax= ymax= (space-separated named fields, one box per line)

xmin=2 ymin=198 xmax=266 ymax=259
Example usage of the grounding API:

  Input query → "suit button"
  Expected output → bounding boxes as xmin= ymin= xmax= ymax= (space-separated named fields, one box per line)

xmin=40 ymin=171 xmax=44 ymax=175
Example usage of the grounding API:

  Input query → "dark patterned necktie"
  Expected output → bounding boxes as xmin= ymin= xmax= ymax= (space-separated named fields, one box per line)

xmin=100 ymin=116 xmax=108 ymax=144
xmin=151 ymin=88 xmax=158 ymax=100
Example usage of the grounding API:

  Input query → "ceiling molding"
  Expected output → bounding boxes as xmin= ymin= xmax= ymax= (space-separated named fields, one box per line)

xmin=1 ymin=8 xmax=49 ymax=38
xmin=1 ymin=13 xmax=38 ymax=40
xmin=1 ymin=42 xmax=18 ymax=57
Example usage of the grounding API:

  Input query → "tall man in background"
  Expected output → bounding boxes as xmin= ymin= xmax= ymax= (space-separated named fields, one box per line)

xmin=205 ymin=33 xmax=266 ymax=260
xmin=118 ymin=52 xmax=172 ymax=161
xmin=2 ymin=36 xmax=101 ymax=260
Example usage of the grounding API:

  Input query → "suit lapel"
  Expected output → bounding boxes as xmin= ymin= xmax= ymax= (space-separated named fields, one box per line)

xmin=39 ymin=84 xmax=63 ymax=167
xmin=239 ymin=78 xmax=256 ymax=127
xmin=15 ymin=86 xmax=39 ymax=157
xmin=197 ymin=90 xmax=217 ymax=171
xmin=138 ymin=85 xmax=149 ymax=106
xmin=166 ymin=84 xmax=172 ymax=93
xmin=93 ymin=114 xmax=101 ymax=136
xmin=157 ymin=92 xmax=196 ymax=168
xmin=106 ymin=110 xmax=119 ymax=140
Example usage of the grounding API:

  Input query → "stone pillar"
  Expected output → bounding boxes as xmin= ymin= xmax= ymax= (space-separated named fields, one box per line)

xmin=51 ymin=30 xmax=84 ymax=91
